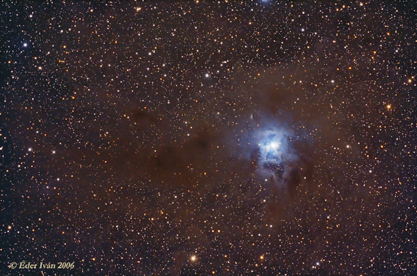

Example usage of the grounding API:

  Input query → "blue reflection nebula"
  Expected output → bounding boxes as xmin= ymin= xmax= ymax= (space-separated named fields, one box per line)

xmin=256 ymin=127 xmax=291 ymax=182
xmin=259 ymin=132 xmax=283 ymax=164
xmin=235 ymin=115 xmax=302 ymax=185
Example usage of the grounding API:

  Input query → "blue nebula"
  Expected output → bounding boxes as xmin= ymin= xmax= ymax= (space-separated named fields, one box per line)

xmin=259 ymin=131 xmax=284 ymax=164
xmin=232 ymin=112 xmax=314 ymax=188
xmin=260 ymin=0 xmax=272 ymax=5
xmin=254 ymin=126 xmax=295 ymax=182
xmin=233 ymin=116 xmax=296 ymax=183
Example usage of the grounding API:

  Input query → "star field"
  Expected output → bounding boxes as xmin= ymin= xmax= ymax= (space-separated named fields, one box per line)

xmin=1 ymin=1 xmax=416 ymax=275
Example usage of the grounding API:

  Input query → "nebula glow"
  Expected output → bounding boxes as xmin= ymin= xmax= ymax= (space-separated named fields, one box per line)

xmin=255 ymin=126 xmax=294 ymax=182
xmin=259 ymin=130 xmax=284 ymax=164
xmin=235 ymin=116 xmax=300 ymax=185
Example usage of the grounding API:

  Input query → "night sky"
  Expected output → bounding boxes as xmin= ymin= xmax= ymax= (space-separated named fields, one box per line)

xmin=1 ymin=0 xmax=416 ymax=275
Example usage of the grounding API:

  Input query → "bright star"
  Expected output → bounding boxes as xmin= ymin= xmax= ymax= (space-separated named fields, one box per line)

xmin=269 ymin=141 xmax=280 ymax=150
xmin=264 ymin=140 xmax=281 ymax=153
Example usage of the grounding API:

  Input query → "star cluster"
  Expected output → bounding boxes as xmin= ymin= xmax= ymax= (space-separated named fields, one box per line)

xmin=1 ymin=1 xmax=416 ymax=275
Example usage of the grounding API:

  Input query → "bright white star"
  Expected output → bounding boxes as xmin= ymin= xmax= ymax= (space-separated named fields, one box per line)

xmin=264 ymin=141 xmax=280 ymax=153
xmin=269 ymin=141 xmax=280 ymax=150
